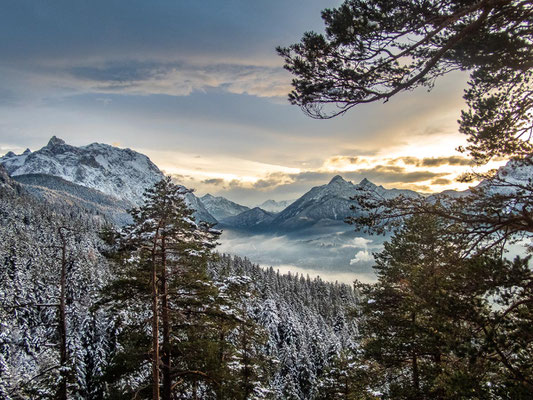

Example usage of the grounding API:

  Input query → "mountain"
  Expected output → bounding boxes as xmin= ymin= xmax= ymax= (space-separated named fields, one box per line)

xmin=220 ymin=207 xmax=275 ymax=230
xmin=1 ymin=136 xmax=163 ymax=205
xmin=182 ymin=192 xmax=218 ymax=224
xmin=270 ymin=175 xmax=420 ymax=232
xmin=0 ymin=137 xmax=217 ymax=224
xmin=12 ymin=174 xmax=133 ymax=225
xmin=200 ymin=193 xmax=250 ymax=220
xmin=258 ymin=199 xmax=294 ymax=213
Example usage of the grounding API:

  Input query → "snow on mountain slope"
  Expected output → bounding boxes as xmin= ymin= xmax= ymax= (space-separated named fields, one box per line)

xmin=0 ymin=137 xmax=217 ymax=224
xmin=183 ymin=192 xmax=218 ymax=224
xmin=1 ymin=136 xmax=163 ymax=205
xmin=271 ymin=175 xmax=420 ymax=231
xmin=220 ymin=207 xmax=275 ymax=229
xmin=486 ymin=156 xmax=533 ymax=194
xmin=13 ymin=174 xmax=133 ymax=225
xmin=257 ymin=199 xmax=295 ymax=213
xmin=200 ymin=193 xmax=250 ymax=220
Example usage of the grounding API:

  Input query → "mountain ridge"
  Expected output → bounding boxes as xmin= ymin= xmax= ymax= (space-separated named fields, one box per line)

xmin=0 ymin=137 xmax=217 ymax=224
xmin=200 ymin=193 xmax=250 ymax=220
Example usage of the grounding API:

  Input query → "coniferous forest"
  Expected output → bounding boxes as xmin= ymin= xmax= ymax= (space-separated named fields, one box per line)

xmin=1 ymin=0 xmax=532 ymax=399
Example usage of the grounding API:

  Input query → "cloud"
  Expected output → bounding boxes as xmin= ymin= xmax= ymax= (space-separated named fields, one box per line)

xmin=398 ymin=155 xmax=473 ymax=167
xmin=431 ymin=178 xmax=453 ymax=185
xmin=327 ymin=156 xmax=362 ymax=166
xmin=348 ymin=165 xmax=447 ymax=183
xmin=202 ymin=178 xmax=225 ymax=186
xmin=65 ymin=62 xmax=291 ymax=98
xmin=350 ymin=250 xmax=374 ymax=265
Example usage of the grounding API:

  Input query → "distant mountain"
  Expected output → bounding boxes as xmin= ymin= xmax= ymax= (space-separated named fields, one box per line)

xmin=220 ymin=207 xmax=275 ymax=230
xmin=270 ymin=175 xmax=420 ymax=232
xmin=485 ymin=156 xmax=533 ymax=194
xmin=428 ymin=157 xmax=533 ymax=202
xmin=258 ymin=199 xmax=294 ymax=213
xmin=0 ymin=137 xmax=217 ymax=224
xmin=200 ymin=194 xmax=250 ymax=220
xmin=183 ymin=193 xmax=218 ymax=225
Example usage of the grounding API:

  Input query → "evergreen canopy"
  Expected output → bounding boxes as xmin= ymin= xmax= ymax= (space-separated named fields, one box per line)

xmin=278 ymin=0 xmax=532 ymax=162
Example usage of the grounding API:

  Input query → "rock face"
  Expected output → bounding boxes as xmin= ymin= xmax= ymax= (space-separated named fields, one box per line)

xmin=200 ymin=193 xmax=250 ymax=220
xmin=0 ymin=137 xmax=217 ymax=224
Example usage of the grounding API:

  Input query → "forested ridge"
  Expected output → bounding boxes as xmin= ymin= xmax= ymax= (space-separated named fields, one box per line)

xmin=0 ymin=170 xmax=357 ymax=399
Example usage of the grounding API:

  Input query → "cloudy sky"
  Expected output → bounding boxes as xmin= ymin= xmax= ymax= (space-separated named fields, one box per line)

xmin=0 ymin=0 xmax=500 ymax=206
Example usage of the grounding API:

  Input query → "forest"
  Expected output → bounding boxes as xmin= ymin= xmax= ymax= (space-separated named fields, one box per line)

xmin=1 ymin=0 xmax=532 ymax=398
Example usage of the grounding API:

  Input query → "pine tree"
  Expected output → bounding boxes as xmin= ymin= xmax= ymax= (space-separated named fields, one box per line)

xmin=100 ymin=177 xmax=220 ymax=399
xmin=353 ymin=214 xmax=533 ymax=399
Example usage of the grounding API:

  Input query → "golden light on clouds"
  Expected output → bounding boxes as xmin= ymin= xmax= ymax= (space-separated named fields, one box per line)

xmin=140 ymin=132 xmax=507 ymax=204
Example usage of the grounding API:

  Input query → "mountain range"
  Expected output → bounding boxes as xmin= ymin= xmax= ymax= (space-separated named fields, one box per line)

xmin=0 ymin=137 xmax=216 ymax=224
xmin=2 ymin=137 xmax=529 ymax=236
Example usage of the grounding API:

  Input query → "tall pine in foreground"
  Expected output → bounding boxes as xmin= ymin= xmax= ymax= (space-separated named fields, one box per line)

xmin=350 ymin=215 xmax=533 ymax=399
xmin=101 ymin=177 xmax=220 ymax=399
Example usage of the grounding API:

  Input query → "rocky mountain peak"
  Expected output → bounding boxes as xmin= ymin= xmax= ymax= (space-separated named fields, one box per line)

xmin=46 ymin=136 xmax=66 ymax=148
xmin=328 ymin=175 xmax=347 ymax=185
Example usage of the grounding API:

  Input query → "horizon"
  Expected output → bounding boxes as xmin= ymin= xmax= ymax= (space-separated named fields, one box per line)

xmin=1 ymin=135 xmax=476 ymax=207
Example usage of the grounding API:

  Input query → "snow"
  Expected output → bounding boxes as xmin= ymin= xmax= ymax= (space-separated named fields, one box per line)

xmin=0 ymin=136 xmax=218 ymax=223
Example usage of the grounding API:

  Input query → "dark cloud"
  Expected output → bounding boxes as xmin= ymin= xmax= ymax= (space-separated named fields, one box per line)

xmin=69 ymin=64 xmax=158 ymax=83
xmin=0 ymin=1 xmax=329 ymax=64
xmin=431 ymin=178 xmax=452 ymax=185
xmin=396 ymin=156 xmax=419 ymax=165
xmin=329 ymin=156 xmax=361 ymax=165
xmin=342 ymin=165 xmax=447 ymax=184
xmin=202 ymin=178 xmax=224 ymax=186
xmin=253 ymin=179 xmax=280 ymax=189
xmin=216 ymin=166 xmax=447 ymax=194
xmin=398 ymin=156 xmax=472 ymax=167
xmin=421 ymin=156 xmax=473 ymax=167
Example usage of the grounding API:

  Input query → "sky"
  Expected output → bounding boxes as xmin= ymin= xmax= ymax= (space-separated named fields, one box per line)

xmin=0 ymin=0 xmax=502 ymax=206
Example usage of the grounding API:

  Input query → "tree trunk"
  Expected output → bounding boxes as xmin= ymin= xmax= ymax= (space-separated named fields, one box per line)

xmin=152 ymin=231 xmax=161 ymax=400
xmin=411 ymin=312 xmax=420 ymax=396
xmin=161 ymin=236 xmax=172 ymax=400
xmin=241 ymin=306 xmax=251 ymax=399
xmin=57 ymin=227 xmax=68 ymax=400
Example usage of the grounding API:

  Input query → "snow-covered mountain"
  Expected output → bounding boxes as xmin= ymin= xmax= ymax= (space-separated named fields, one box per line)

xmin=270 ymin=175 xmax=420 ymax=231
xmin=0 ymin=137 xmax=217 ymax=224
xmin=200 ymin=194 xmax=250 ymax=220
xmin=257 ymin=199 xmax=294 ymax=213
xmin=182 ymin=193 xmax=218 ymax=224
xmin=13 ymin=173 xmax=133 ymax=225
xmin=220 ymin=207 xmax=275 ymax=230
xmin=1 ymin=136 xmax=163 ymax=205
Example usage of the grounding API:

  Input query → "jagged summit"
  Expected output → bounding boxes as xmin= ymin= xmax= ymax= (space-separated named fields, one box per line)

xmin=46 ymin=136 xmax=66 ymax=147
xmin=200 ymin=193 xmax=249 ymax=220
xmin=359 ymin=177 xmax=373 ymax=186
xmin=0 ymin=137 xmax=218 ymax=223
xmin=269 ymin=174 xmax=420 ymax=231
xmin=22 ymin=148 xmax=31 ymax=155
xmin=328 ymin=175 xmax=347 ymax=185
xmin=258 ymin=199 xmax=294 ymax=213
